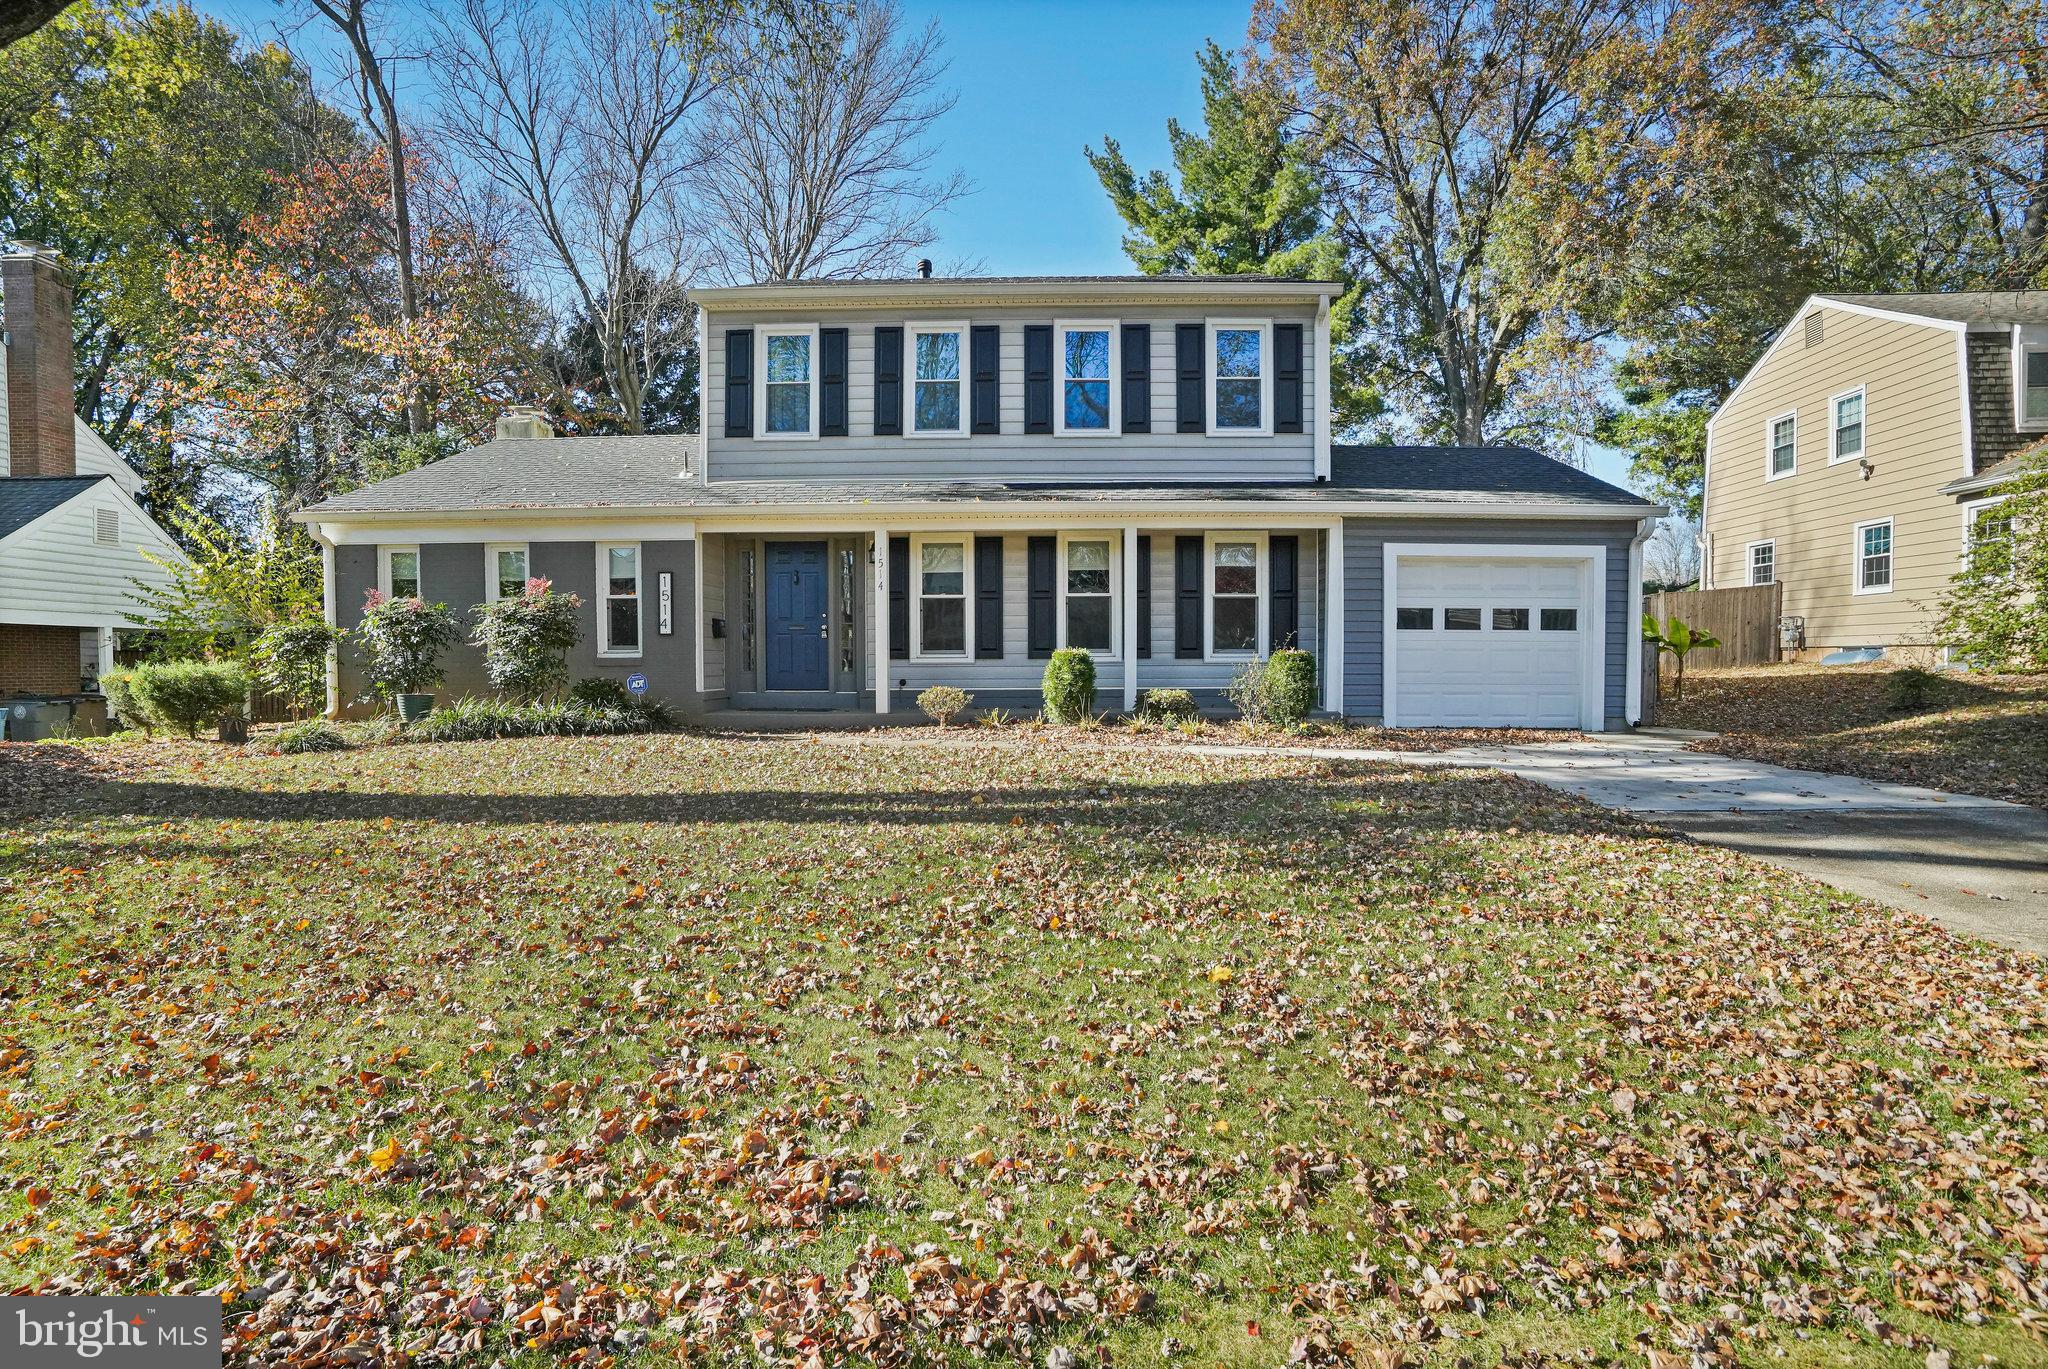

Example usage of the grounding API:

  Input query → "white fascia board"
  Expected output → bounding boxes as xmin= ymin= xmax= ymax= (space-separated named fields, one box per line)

xmin=0 ymin=607 xmax=131 ymax=628
xmin=1710 ymin=295 xmax=1964 ymax=436
xmin=691 ymin=279 xmax=1338 ymax=311
xmin=309 ymin=516 xmax=698 ymax=546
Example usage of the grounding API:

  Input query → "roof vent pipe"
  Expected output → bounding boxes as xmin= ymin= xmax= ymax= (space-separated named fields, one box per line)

xmin=916 ymin=258 xmax=932 ymax=279
xmin=495 ymin=405 xmax=554 ymax=440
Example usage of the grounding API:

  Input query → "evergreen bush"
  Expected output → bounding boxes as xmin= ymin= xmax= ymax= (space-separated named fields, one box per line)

xmin=1041 ymin=649 xmax=1096 ymax=724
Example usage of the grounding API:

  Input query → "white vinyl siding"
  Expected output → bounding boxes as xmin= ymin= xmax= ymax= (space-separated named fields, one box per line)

xmin=0 ymin=483 xmax=184 ymax=629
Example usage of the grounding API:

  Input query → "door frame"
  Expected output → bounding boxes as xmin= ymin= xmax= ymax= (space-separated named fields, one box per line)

xmin=1381 ymin=542 xmax=1607 ymax=731
xmin=762 ymin=539 xmax=832 ymax=692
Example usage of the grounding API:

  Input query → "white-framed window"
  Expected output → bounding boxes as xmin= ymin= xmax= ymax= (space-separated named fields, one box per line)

xmin=598 ymin=542 xmax=643 ymax=655
xmin=1830 ymin=386 xmax=1865 ymax=463
xmin=756 ymin=325 xmax=818 ymax=439
xmin=378 ymin=545 xmax=421 ymax=600
xmin=1054 ymin=319 xmax=1118 ymax=435
xmin=1206 ymin=319 xmax=1272 ymax=436
xmin=1963 ymin=497 xmax=2014 ymax=569
xmin=2018 ymin=340 xmax=2048 ymax=429
xmin=1058 ymin=532 xmax=1117 ymax=655
xmin=1765 ymin=411 xmax=1797 ymax=480
xmin=484 ymin=543 xmax=530 ymax=602
xmin=1204 ymin=531 xmax=1267 ymax=659
xmin=1747 ymin=539 xmax=1775 ymax=586
xmin=910 ymin=323 xmax=965 ymax=436
xmin=911 ymin=535 xmax=970 ymax=658
xmin=1853 ymin=517 xmax=1893 ymax=594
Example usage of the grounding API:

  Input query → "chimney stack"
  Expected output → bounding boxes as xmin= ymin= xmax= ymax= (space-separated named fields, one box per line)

xmin=494 ymin=405 xmax=555 ymax=440
xmin=916 ymin=258 xmax=932 ymax=279
xmin=2 ymin=244 xmax=76 ymax=478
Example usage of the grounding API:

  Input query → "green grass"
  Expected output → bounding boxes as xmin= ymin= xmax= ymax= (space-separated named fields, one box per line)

xmin=2 ymin=732 xmax=2045 ymax=1366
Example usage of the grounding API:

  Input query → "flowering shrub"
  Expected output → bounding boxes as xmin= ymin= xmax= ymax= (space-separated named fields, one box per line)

xmin=470 ymin=577 xmax=583 ymax=701
xmin=359 ymin=590 xmax=458 ymax=699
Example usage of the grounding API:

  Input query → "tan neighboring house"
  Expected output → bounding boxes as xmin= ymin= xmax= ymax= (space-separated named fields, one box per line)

xmin=1702 ymin=292 xmax=2043 ymax=659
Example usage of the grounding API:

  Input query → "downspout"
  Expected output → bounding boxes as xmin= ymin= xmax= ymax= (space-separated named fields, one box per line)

xmin=1625 ymin=515 xmax=1654 ymax=727
xmin=309 ymin=523 xmax=340 ymax=719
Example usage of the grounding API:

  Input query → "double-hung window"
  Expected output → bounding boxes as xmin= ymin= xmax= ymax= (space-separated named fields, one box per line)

xmin=758 ymin=326 xmax=817 ymax=438
xmin=1965 ymin=500 xmax=2014 ymax=570
xmin=1207 ymin=320 xmax=1271 ymax=435
xmin=914 ymin=537 xmax=968 ymax=657
xmin=599 ymin=543 xmax=642 ymax=654
xmin=911 ymin=324 xmax=964 ymax=435
xmin=1767 ymin=412 xmax=1796 ymax=479
xmin=1831 ymin=387 xmax=1865 ymax=463
xmin=1747 ymin=540 xmax=1775 ymax=586
xmin=1206 ymin=533 xmax=1265 ymax=657
xmin=485 ymin=543 xmax=530 ymax=602
xmin=2022 ymin=346 xmax=2048 ymax=427
xmin=1054 ymin=321 xmax=1116 ymax=434
xmin=380 ymin=546 xmax=421 ymax=600
xmin=1854 ymin=518 xmax=1893 ymax=594
xmin=1060 ymin=535 xmax=1114 ymax=653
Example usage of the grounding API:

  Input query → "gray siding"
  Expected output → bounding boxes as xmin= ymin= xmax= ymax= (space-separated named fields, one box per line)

xmin=705 ymin=303 xmax=1318 ymax=483
xmin=1968 ymin=332 xmax=2035 ymax=475
xmin=1342 ymin=517 xmax=1641 ymax=727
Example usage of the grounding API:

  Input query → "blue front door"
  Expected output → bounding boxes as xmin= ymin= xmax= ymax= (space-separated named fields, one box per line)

xmin=764 ymin=541 xmax=830 ymax=690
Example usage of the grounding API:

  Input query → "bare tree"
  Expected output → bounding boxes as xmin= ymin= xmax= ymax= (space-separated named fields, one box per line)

xmin=1644 ymin=518 xmax=1702 ymax=590
xmin=431 ymin=0 xmax=722 ymax=433
xmin=695 ymin=0 xmax=965 ymax=282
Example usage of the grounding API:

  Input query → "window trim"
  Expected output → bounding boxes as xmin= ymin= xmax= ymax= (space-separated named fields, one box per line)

xmin=1055 ymin=530 xmax=1120 ymax=659
xmin=2014 ymin=331 xmax=2048 ymax=432
xmin=483 ymin=542 xmax=531 ymax=604
xmin=1763 ymin=409 xmax=1797 ymax=481
xmin=1745 ymin=538 xmax=1775 ymax=586
xmin=378 ymin=545 xmax=422 ymax=600
xmin=1851 ymin=517 xmax=1894 ymax=595
xmin=1052 ymin=318 xmax=1120 ymax=437
xmin=1961 ymin=495 xmax=2013 ymax=570
xmin=910 ymin=533 xmax=973 ymax=661
xmin=596 ymin=541 xmax=644 ymax=657
xmin=1205 ymin=318 xmax=1273 ymax=438
xmin=1828 ymin=385 xmax=1867 ymax=465
xmin=754 ymin=323 xmax=820 ymax=441
xmin=1203 ymin=530 xmax=1269 ymax=661
xmin=905 ymin=320 xmax=967 ymax=438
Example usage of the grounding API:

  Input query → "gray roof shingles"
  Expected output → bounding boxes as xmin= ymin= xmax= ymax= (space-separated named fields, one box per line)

xmin=1824 ymin=291 xmax=2048 ymax=325
xmin=0 ymin=476 xmax=103 ymax=539
xmin=302 ymin=440 xmax=1654 ymax=518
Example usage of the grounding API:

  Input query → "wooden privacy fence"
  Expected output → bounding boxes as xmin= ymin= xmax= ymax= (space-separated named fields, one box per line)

xmin=1642 ymin=583 xmax=1783 ymax=670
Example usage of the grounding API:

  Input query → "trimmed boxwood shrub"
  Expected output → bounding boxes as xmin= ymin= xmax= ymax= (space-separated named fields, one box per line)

xmin=99 ymin=666 xmax=146 ymax=730
xmin=128 ymin=660 xmax=249 ymax=738
xmin=917 ymin=685 xmax=972 ymax=726
xmin=1137 ymin=687 xmax=1199 ymax=724
xmin=1263 ymin=649 xmax=1317 ymax=729
xmin=1041 ymin=648 xmax=1096 ymax=724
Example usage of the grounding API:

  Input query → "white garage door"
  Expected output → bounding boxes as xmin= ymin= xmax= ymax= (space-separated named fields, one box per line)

xmin=1388 ymin=554 xmax=1596 ymax=728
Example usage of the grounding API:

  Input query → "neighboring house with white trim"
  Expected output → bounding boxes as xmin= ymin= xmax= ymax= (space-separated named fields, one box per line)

xmin=0 ymin=246 xmax=184 ymax=700
xmin=1702 ymin=292 xmax=2047 ymax=658
xmin=297 ymin=272 xmax=1662 ymax=729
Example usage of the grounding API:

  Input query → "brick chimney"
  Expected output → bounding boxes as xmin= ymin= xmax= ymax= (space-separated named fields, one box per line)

xmin=2 ymin=244 xmax=76 ymax=478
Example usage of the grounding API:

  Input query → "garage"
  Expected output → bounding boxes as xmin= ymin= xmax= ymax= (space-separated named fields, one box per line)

xmin=1384 ymin=546 xmax=1606 ymax=729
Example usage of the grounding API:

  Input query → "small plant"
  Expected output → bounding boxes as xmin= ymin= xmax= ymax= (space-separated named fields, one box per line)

xmin=252 ymin=619 xmax=343 ymax=719
xmin=1642 ymin=614 xmax=1721 ymax=700
xmin=977 ymin=707 xmax=1015 ymax=729
xmin=1041 ymin=648 xmax=1096 ymax=724
xmin=127 ymin=659 xmax=250 ymax=739
xmin=1138 ymin=687 xmax=1200 ymax=724
xmin=1263 ymin=649 xmax=1317 ymax=729
xmin=1225 ymin=659 xmax=1269 ymax=724
xmin=408 ymin=697 xmax=657 ymax=743
xmin=471 ymin=577 xmax=583 ymax=701
xmin=359 ymin=590 xmax=459 ymax=704
xmin=1883 ymin=665 xmax=1940 ymax=712
xmin=274 ymin=719 xmax=350 ymax=754
xmin=917 ymin=685 xmax=973 ymax=726
xmin=569 ymin=677 xmax=633 ymax=709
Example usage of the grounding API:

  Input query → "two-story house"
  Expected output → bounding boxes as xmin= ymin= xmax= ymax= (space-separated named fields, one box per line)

xmin=297 ymin=273 xmax=1661 ymax=728
xmin=1702 ymin=292 xmax=2046 ymax=658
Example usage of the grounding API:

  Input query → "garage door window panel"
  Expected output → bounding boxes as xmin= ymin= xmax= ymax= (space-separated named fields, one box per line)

xmin=1492 ymin=608 xmax=1530 ymax=631
xmin=1444 ymin=607 xmax=1481 ymax=631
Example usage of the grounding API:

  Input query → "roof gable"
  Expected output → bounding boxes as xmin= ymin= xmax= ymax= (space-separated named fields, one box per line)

xmin=0 ymin=475 xmax=103 ymax=541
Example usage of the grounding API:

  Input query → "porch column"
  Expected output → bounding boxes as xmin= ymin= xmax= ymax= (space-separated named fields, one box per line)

xmin=1122 ymin=524 xmax=1139 ymax=713
xmin=873 ymin=529 xmax=890 ymax=714
xmin=95 ymin=626 xmax=115 ymax=686
xmin=693 ymin=536 xmax=707 ymax=696
xmin=1323 ymin=523 xmax=1345 ymax=716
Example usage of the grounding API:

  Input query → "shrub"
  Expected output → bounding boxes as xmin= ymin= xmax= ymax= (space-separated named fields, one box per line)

xmin=252 ymin=619 xmax=343 ymax=718
xmin=1225 ymin=659 xmax=1269 ymax=723
xmin=917 ymin=685 xmax=973 ymax=726
xmin=1642 ymin=614 xmax=1721 ymax=700
xmin=274 ymin=719 xmax=350 ymax=754
xmin=1263 ymin=649 xmax=1317 ymax=729
xmin=100 ymin=666 xmax=147 ymax=730
xmin=977 ymin=707 xmax=1015 ymax=728
xmin=1137 ymin=687 xmax=1199 ymax=724
xmin=408 ymin=697 xmax=655 ymax=743
xmin=569 ymin=677 xmax=632 ymax=709
xmin=471 ymin=578 xmax=582 ymax=700
xmin=1935 ymin=455 xmax=2048 ymax=670
xmin=1884 ymin=665 xmax=1940 ymax=711
xmin=128 ymin=660 xmax=249 ymax=738
xmin=1041 ymin=648 xmax=1096 ymax=724
xmin=358 ymin=591 xmax=459 ymax=700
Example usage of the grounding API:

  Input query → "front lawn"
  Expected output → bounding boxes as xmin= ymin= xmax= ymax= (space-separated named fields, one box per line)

xmin=1658 ymin=663 xmax=2048 ymax=808
xmin=3 ymin=734 xmax=2045 ymax=1366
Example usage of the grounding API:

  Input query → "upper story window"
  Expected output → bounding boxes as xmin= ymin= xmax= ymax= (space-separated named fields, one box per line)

xmin=1766 ymin=411 xmax=1796 ymax=479
xmin=599 ymin=543 xmax=642 ymax=655
xmin=1056 ymin=321 xmax=1116 ymax=435
xmin=380 ymin=546 xmax=421 ymax=600
xmin=912 ymin=325 xmax=964 ymax=435
xmin=485 ymin=543 xmax=529 ymax=602
xmin=1830 ymin=387 xmax=1864 ymax=463
xmin=1748 ymin=540 xmax=1775 ymax=586
xmin=759 ymin=326 xmax=817 ymax=438
xmin=2022 ymin=346 xmax=2048 ymax=426
xmin=1208 ymin=320 xmax=1271 ymax=435
xmin=1853 ymin=518 xmax=1892 ymax=594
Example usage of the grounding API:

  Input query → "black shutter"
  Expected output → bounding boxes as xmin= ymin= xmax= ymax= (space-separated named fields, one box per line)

xmin=974 ymin=536 xmax=1003 ymax=659
xmin=1023 ymin=325 xmax=1053 ymax=434
xmin=970 ymin=325 xmax=1000 ymax=434
xmin=1269 ymin=535 xmax=1299 ymax=651
xmin=874 ymin=326 xmax=903 ymax=435
xmin=1175 ymin=323 xmax=1204 ymax=432
xmin=819 ymin=327 xmax=848 ymax=436
xmin=1274 ymin=323 xmax=1304 ymax=434
xmin=1026 ymin=535 xmax=1056 ymax=658
xmin=1136 ymin=535 xmax=1152 ymax=659
xmin=1174 ymin=535 xmax=1202 ymax=658
xmin=1121 ymin=323 xmax=1150 ymax=433
xmin=723 ymin=328 xmax=753 ymax=437
xmin=888 ymin=535 xmax=909 ymax=661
